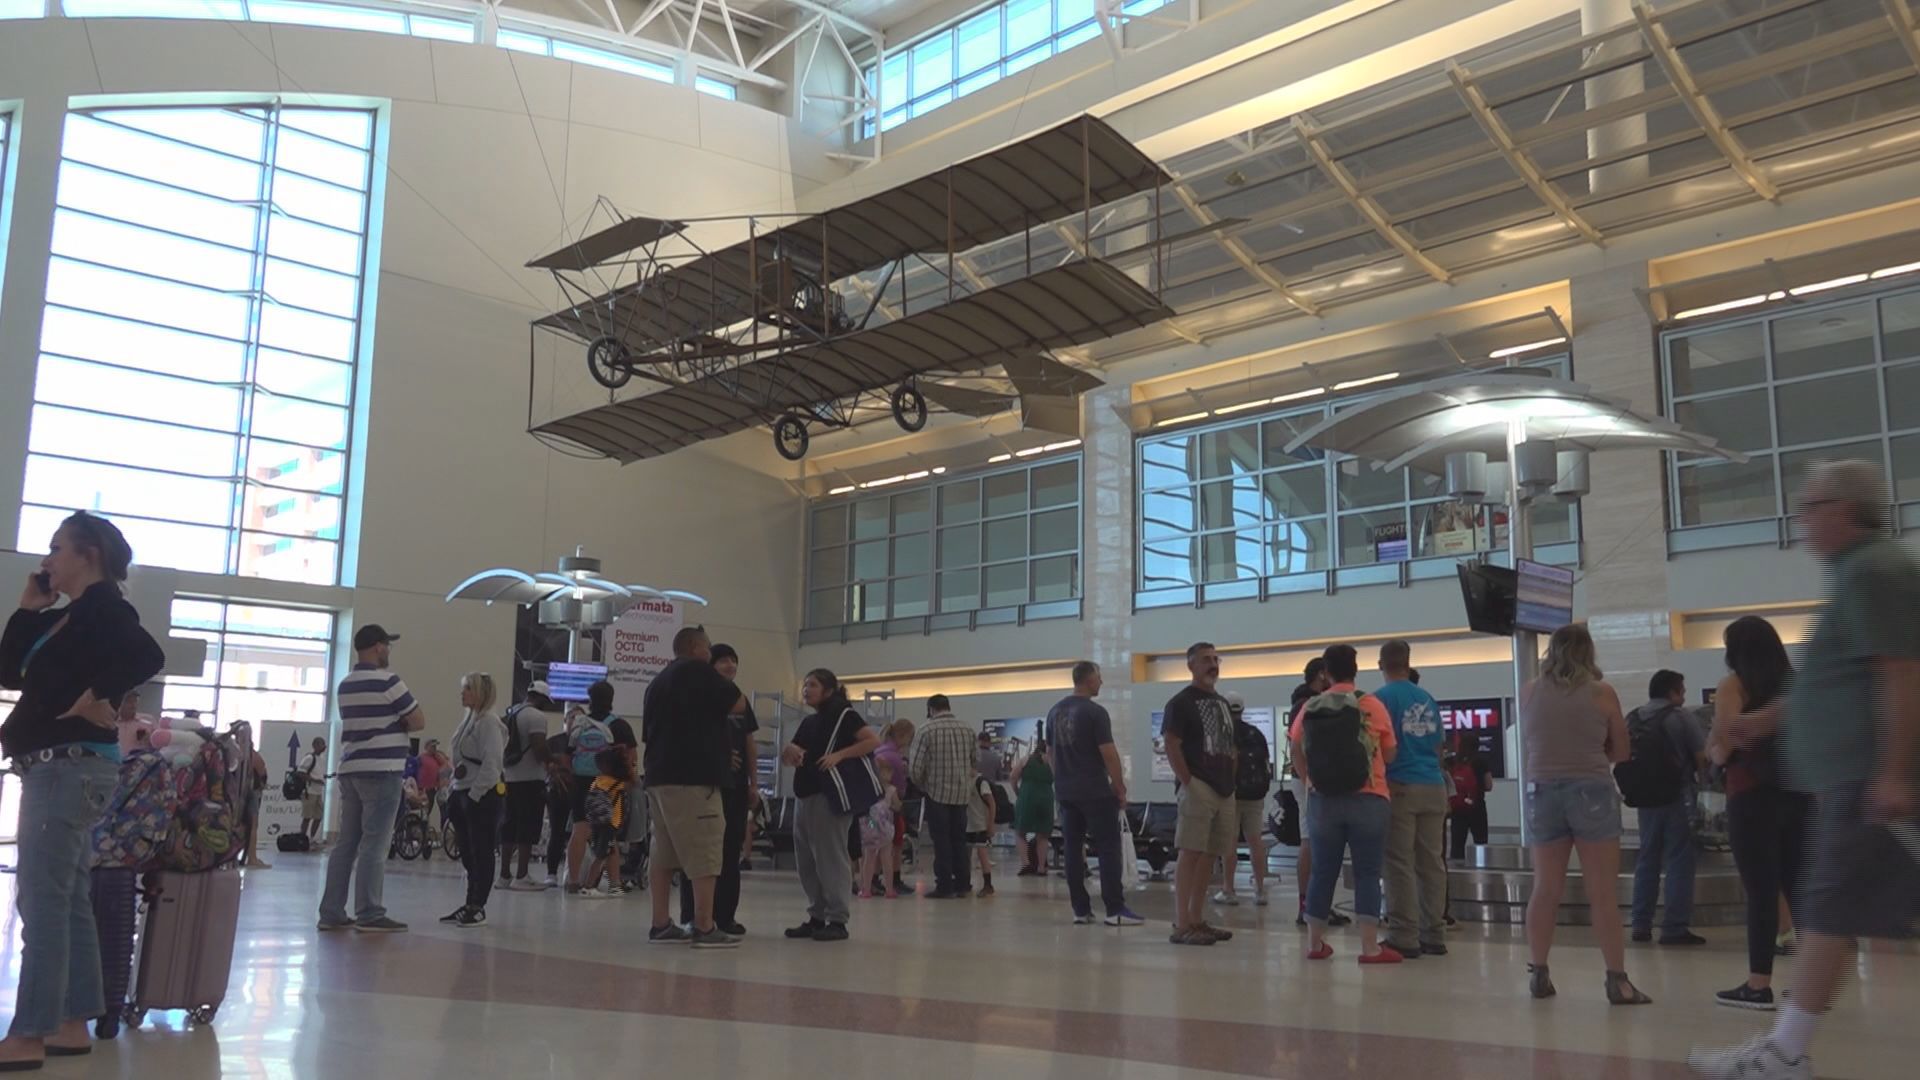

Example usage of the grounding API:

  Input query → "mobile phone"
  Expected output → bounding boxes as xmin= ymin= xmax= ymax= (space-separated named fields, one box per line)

xmin=32 ymin=571 xmax=52 ymax=596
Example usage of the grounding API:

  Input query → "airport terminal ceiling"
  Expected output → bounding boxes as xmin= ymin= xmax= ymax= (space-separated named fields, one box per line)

xmin=529 ymin=0 xmax=1920 ymax=465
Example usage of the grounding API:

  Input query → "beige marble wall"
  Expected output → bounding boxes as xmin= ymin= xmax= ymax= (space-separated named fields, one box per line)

xmin=1571 ymin=262 xmax=1677 ymax=691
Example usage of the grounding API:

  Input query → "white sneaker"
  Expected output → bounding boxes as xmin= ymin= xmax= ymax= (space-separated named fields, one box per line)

xmin=1253 ymin=890 xmax=1270 ymax=907
xmin=1212 ymin=890 xmax=1240 ymax=906
xmin=1688 ymin=1036 xmax=1811 ymax=1080
xmin=515 ymin=877 xmax=547 ymax=891
xmin=1072 ymin=913 xmax=1096 ymax=925
xmin=543 ymin=874 xmax=559 ymax=889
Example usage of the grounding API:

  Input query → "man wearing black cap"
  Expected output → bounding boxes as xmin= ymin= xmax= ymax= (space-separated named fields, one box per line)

xmin=679 ymin=643 xmax=757 ymax=935
xmin=319 ymin=625 xmax=426 ymax=934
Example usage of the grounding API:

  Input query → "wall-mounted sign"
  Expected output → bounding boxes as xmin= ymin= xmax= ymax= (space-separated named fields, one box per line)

xmin=1438 ymin=696 xmax=1508 ymax=778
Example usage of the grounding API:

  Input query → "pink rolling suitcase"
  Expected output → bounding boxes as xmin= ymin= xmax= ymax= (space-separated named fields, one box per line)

xmin=129 ymin=867 xmax=241 ymax=1026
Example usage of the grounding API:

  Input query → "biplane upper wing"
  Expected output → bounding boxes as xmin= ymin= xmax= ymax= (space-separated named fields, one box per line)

xmin=531 ymin=259 xmax=1170 ymax=462
xmin=527 ymin=216 xmax=688 ymax=271
xmin=530 ymin=116 xmax=1169 ymax=353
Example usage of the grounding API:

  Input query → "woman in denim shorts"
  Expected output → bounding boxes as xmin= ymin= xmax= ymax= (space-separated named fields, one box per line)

xmin=1520 ymin=624 xmax=1650 ymax=1006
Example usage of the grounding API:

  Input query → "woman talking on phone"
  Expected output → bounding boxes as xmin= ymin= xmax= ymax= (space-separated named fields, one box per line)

xmin=0 ymin=511 xmax=164 ymax=1069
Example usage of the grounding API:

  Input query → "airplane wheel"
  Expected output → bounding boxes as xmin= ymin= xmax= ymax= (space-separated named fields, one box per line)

xmin=891 ymin=383 xmax=928 ymax=433
xmin=773 ymin=414 xmax=810 ymax=461
xmin=587 ymin=337 xmax=632 ymax=389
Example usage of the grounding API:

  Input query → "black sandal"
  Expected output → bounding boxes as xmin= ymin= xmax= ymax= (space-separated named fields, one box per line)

xmin=1528 ymin=963 xmax=1556 ymax=999
xmin=1606 ymin=970 xmax=1652 ymax=1006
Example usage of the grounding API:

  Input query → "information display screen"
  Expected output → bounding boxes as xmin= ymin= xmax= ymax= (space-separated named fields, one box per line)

xmin=546 ymin=662 xmax=607 ymax=702
xmin=1515 ymin=558 xmax=1574 ymax=634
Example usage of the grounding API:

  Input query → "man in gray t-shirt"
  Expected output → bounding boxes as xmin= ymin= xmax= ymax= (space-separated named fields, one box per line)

xmin=498 ymin=682 xmax=559 ymax=889
xmin=976 ymin=736 xmax=1004 ymax=784
xmin=1626 ymin=671 xmax=1707 ymax=945
xmin=1045 ymin=661 xmax=1139 ymax=926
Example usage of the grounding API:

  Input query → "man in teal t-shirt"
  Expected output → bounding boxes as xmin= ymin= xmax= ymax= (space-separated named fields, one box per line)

xmin=1692 ymin=460 xmax=1920 ymax=1080
xmin=1374 ymin=640 xmax=1446 ymax=959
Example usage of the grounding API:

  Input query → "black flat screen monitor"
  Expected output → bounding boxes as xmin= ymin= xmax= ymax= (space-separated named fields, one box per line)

xmin=1457 ymin=562 xmax=1517 ymax=636
xmin=546 ymin=662 xmax=607 ymax=702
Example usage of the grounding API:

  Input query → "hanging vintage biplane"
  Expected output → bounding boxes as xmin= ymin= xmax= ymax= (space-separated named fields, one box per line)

xmin=525 ymin=116 xmax=1193 ymax=463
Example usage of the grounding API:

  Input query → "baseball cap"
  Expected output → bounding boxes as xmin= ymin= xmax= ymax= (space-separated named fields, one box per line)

xmin=353 ymin=624 xmax=400 ymax=650
xmin=529 ymin=679 xmax=553 ymax=699
xmin=1225 ymin=691 xmax=1245 ymax=714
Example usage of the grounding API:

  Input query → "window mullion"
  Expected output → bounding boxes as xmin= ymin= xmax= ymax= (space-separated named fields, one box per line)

xmin=226 ymin=108 xmax=280 ymax=578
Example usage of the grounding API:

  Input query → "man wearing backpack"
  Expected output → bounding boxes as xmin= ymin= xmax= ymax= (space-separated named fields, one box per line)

xmin=1213 ymin=693 xmax=1272 ymax=907
xmin=497 ymin=681 xmax=558 ymax=890
xmin=1622 ymin=669 xmax=1708 ymax=946
xmin=1290 ymin=644 xmax=1401 ymax=964
xmin=1376 ymin=640 xmax=1448 ymax=960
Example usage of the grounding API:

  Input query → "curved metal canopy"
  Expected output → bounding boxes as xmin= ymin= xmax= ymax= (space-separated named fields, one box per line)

xmin=1282 ymin=372 xmax=1746 ymax=475
xmin=445 ymin=570 xmax=709 ymax=609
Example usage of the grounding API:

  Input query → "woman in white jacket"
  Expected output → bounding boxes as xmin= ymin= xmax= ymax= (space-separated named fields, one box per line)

xmin=442 ymin=672 xmax=506 ymax=929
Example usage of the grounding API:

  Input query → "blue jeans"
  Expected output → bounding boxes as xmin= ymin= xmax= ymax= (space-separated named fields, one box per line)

xmin=1060 ymin=796 xmax=1127 ymax=918
xmin=319 ymin=773 xmax=403 ymax=925
xmin=1305 ymin=791 xmax=1390 ymax=924
xmin=11 ymin=754 xmax=118 ymax=1038
xmin=1631 ymin=800 xmax=1697 ymax=934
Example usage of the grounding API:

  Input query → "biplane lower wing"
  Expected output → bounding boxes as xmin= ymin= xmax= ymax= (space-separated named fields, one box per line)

xmin=532 ymin=259 xmax=1169 ymax=463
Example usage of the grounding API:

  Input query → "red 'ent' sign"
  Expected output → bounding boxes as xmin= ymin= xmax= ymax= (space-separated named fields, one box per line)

xmin=1441 ymin=704 xmax=1498 ymax=730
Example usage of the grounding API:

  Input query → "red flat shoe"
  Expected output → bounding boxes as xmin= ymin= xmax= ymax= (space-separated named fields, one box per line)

xmin=1307 ymin=943 xmax=1333 ymax=961
xmin=1359 ymin=947 xmax=1405 ymax=965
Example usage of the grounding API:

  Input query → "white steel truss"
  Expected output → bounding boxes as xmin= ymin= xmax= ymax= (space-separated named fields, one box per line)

xmin=476 ymin=0 xmax=881 ymax=100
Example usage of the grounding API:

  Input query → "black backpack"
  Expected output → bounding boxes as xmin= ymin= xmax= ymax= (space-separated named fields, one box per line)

xmin=1235 ymin=723 xmax=1274 ymax=801
xmin=1614 ymin=705 xmax=1687 ymax=808
xmin=1301 ymin=690 xmax=1372 ymax=796
xmin=281 ymin=768 xmax=307 ymax=802
xmin=502 ymin=705 xmax=527 ymax=768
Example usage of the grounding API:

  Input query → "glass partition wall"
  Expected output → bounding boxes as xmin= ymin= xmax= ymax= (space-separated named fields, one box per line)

xmin=1136 ymin=359 xmax=1578 ymax=609
xmin=1663 ymin=285 xmax=1920 ymax=544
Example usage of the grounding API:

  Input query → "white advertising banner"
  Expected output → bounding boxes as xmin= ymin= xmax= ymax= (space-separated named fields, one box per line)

xmin=602 ymin=599 xmax=686 ymax=717
xmin=258 ymin=719 xmax=319 ymax=852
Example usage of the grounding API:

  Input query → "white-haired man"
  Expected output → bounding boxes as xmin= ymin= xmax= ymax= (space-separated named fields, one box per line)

xmin=1692 ymin=461 xmax=1920 ymax=1080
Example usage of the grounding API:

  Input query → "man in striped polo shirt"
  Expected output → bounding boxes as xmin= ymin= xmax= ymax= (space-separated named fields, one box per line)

xmin=318 ymin=624 xmax=427 ymax=933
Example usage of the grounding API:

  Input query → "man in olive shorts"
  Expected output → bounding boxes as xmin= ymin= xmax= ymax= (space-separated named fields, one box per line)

xmin=1693 ymin=461 xmax=1920 ymax=1080
xmin=641 ymin=627 xmax=747 ymax=950
xmin=1161 ymin=642 xmax=1238 ymax=946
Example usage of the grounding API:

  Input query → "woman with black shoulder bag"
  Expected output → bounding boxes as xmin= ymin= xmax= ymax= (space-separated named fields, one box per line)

xmin=0 ymin=511 xmax=163 ymax=1069
xmin=441 ymin=672 xmax=505 ymax=930
xmin=780 ymin=669 xmax=882 ymax=942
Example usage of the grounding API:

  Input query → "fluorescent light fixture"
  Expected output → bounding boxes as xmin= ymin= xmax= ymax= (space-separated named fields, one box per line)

xmin=1332 ymin=372 xmax=1400 ymax=391
xmin=1274 ymin=387 xmax=1327 ymax=403
xmin=859 ymin=470 xmax=927 ymax=490
xmin=828 ymin=485 xmax=856 ymax=495
xmin=1788 ymin=273 xmax=1869 ymax=297
xmin=988 ymin=453 xmax=1013 ymax=464
xmin=1213 ymin=398 xmax=1273 ymax=415
xmin=1155 ymin=412 xmax=1209 ymax=428
xmin=1042 ymin=439 xmax=1082 ymax=452
xmin=1488 ymin=337 xmax=1568 ymax=359
xmin=1672 ymin=294 xmax=1769 ymax=320
xmin=1871 ymin=260 xmax=1920 ymax=279
xmin=931 ymin=466 xmax=947 ymax=474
